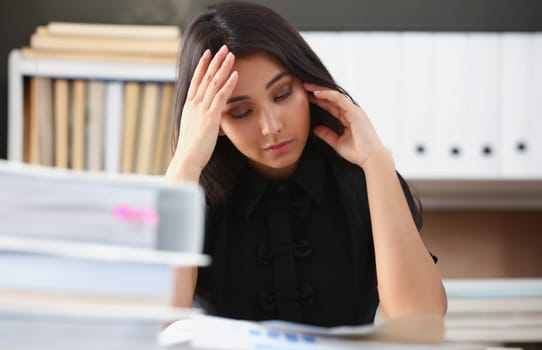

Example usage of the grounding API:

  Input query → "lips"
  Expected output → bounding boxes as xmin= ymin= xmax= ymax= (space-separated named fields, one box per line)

xmin=263 ymin=140 xmax=292 ymax=155
xmin=264 ymin=140 xmax=291 ymax=151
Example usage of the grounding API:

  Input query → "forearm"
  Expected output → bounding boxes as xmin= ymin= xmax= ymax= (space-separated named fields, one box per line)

xmin=171 ymin=267 xmax=198 ymax=307
xmin=360 ymin=152 xmax=447 ymax=318
xmin=165 ymin=153 xmax=203 ymax=184
xmin=165 ymin=156 xmax=201 ymax=306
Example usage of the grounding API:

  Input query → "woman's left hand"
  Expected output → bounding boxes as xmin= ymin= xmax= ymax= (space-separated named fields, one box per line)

xmin=304 ymin=83 xmax=389 ymax=168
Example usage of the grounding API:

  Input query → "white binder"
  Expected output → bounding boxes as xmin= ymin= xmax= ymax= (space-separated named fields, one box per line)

xmin=395 ymin=32 xmax=435 ymax=178
xmin=500 ymin=33 xmax=533 ymax=178
xmin=465 ymin=33 xmax=501 ymax=178
xmin=340 ymin=32 xmax=374 ymax=110
xmin=340 ymin=32 xmax=401 ymax=155
xmin=431 ymin=33 xmax=469 ymax=177
xmin=104 ymin=81 xmax=123 ymax=174
xmin=367 ymin=32 xmax=401 ymax=156
xmin=301 ymin=31 xmax=344 ymax=87
xmin=526 ymin=33 xmax=542 ymax=177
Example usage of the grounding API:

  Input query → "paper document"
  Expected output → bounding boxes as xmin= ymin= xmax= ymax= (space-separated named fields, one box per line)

xmin=160 ymin=313 xmax=446 ymax=349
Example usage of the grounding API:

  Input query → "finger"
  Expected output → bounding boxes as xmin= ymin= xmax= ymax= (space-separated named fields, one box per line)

xmin=209 ymin=70 xmax=239 ymax=114
xmin=202 ymin=52 xmax=235 ymax=107
xmin=195 ymin=45 xmax=229 ymax=101
xmin=313 ymin=125 xmax=340 ymax=150
xmin=303 ymin=82 xmax=327 ymax=92
xmin=187 ymin=49 xmax=211 ymax=101
xmin=312 ymin=89 xmax=352 ymax=117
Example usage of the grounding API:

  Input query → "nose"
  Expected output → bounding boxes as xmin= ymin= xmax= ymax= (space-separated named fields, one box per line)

xmin=259 ymin=108 xmax=283 ymax=136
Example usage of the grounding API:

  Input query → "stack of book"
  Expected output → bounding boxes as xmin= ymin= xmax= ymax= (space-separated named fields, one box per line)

xmin=444 ymin=278 xmax=542 ymax=343
xmin=20 ymin=22 xmax=180 ymax=175
xmin=0 ymin=161 xmax=208 ymax=349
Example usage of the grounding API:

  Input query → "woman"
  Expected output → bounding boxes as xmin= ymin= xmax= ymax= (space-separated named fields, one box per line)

xmin=166 ymin=2 xmax=446 ymax=326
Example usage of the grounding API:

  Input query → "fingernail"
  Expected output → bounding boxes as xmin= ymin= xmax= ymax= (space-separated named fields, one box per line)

xmin=202 ymin=49 xmax=210 ymax=58
xmin=219 ymin=44 xmax=228 ymax=53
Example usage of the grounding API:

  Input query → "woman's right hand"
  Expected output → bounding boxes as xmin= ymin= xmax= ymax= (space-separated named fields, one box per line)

xmin=166 ymin=45 xmax=238 ymax=183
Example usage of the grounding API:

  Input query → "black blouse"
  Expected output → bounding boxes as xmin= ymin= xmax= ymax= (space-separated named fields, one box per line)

xmin=196 ymin=145 xmax=425 ymax=327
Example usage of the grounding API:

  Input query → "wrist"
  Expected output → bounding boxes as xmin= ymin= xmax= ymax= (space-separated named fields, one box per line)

xmin=165 ymin=155 xmax=202 ymax=183
xmin=358 ymin=148 xmax=394 ymax=171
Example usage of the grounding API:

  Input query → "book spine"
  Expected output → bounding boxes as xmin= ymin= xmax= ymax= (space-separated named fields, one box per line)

xmin=54 ymin=79 xmax=69 ymax=168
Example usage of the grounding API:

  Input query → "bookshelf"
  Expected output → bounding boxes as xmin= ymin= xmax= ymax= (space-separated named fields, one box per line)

xmin=8 ymin=49 xmax=176 ymax=166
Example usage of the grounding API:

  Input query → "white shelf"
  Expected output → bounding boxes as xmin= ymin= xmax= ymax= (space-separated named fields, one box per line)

xmin=12 ymin=49 xmax=176 ymax=81
xmin=410 ymin=178 xmax=542 ymax=209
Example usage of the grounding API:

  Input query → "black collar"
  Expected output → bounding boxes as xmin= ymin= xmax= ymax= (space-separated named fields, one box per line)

xmin=237 ymin=146 xmax=326 ymax=218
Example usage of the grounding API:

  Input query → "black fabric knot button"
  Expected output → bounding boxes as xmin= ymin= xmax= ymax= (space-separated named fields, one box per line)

xmin=257 ymin=240 xmax=313 ymax=265
xmin=258 ymin=282 xmax=315 ymax=312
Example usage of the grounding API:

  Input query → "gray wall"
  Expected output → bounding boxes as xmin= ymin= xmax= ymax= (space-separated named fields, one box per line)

xmin=1 ymin=0 xmax=541 ymax=159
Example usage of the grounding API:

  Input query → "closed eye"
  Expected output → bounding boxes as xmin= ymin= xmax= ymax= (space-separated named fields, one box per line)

xmin=274 ymin=85 xmax=292 ymax=102
xmin=230 ymin=108 xmax=252 ymax=119
xmin=274 ymin=91 xmax=290 ymax=102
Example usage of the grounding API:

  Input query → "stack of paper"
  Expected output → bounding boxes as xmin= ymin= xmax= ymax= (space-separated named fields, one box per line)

xmin=0 ymin=295 xmax=196 ymax=350
xmin=0 ymin=161 xmax=208 ymax=348
xmin=444 ymin=278 xmax=542 ymax=342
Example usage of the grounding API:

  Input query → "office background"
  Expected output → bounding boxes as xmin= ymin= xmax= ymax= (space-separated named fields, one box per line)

xmin=1 ymin=0 xmax=542 ymax=160
xmin=2 ymin=1 xmax=542 ymax=345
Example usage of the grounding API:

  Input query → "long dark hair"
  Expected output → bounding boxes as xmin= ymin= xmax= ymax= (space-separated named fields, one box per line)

xmin=173 ymin=2 xmax=351 ymax=208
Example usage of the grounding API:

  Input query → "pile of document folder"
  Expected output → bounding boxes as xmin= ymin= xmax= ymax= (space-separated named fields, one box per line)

xmin=0 ymin=161 xmax=208 ymax=349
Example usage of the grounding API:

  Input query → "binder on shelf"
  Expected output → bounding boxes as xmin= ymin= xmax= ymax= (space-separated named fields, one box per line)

xmin=54 ymin=79 xmax=69 ymax=169
xmin=71 ymin=79 xmax=87 ymax=170
xmin=104 ymin=81 xmax=124 ymax=174
xmin=87 ymin=80 xmax=106 ymax=171
xmin=136 ymin=83 xmax=160 ymax=175
xmin=26 ymin=78 xmax=39 ymax=165
xmin=500 ymin=33 xmax=532 ymax=178
xmin=301 ymin=32 xmax=344 ymax=87
xmin=120 ymin=81 xmax=140 ymax=174
xmin=395 ymin=32 xmax=435 ymax=178
xmin=465 ymin=33 xmax=501 ymax=178
xmin=526 ymin=33 xmax=542 ymax=177
xmin=152 ymin=83 xmax=175 ymax=175
xmin=431 ymin=33 xmax=469 ymax=178
xmin=339 ymin=32 xmax=401 ymax=155
xmin=340 ymin=32 xmax=372 ymax=105
xmin=36 ymin=78 xmax=54 ymax=167
xmin=366 ymin=32 xmax=401 ymax=156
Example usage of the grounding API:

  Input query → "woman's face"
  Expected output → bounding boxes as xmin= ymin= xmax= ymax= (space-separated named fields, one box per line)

xmin=220 ymin=52 xmax=311 ymax=180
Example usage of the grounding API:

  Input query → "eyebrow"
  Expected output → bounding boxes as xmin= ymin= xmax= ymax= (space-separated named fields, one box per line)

xmin=265 ymin=71 xmax=289 ymax=89
xmin=226 ymin=71 xmax=290 ymax=104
